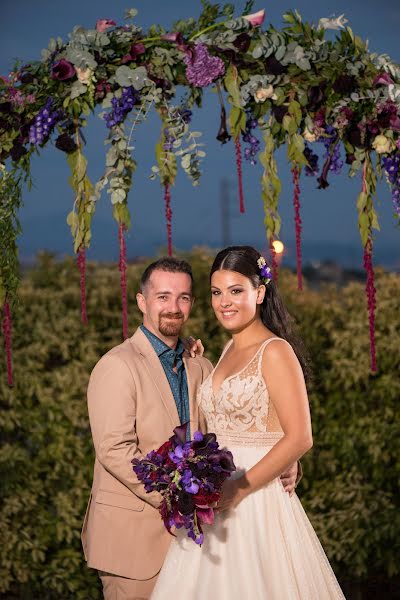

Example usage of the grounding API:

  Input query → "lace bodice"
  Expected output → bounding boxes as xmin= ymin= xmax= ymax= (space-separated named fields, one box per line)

xmin=198 ymin=338 xmax=287 ymax=447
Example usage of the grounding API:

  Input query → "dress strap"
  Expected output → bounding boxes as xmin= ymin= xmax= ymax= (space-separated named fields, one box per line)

xmin=257 ymin=337 xmax=292 ymax=368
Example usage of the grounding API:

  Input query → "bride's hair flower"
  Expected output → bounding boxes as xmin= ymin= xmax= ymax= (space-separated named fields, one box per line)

xmin=257 ymin=256 xmax=272 ymax=284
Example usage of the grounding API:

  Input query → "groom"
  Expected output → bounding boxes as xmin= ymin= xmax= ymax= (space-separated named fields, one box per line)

xmin=82 ymin=256 xmax=298 ymax=599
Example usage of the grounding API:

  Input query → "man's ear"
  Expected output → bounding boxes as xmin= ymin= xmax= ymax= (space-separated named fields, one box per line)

xmin=136 ymin=292 xmax=146 ymax=315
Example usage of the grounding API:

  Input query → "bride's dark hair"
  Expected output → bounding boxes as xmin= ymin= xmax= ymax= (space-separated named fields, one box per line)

xmin=210 ymin=245 xmax=311 ymax=381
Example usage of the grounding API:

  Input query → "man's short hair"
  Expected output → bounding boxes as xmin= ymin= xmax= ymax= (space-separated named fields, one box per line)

xmin=139 ymin=257 xmax=194 ymax=293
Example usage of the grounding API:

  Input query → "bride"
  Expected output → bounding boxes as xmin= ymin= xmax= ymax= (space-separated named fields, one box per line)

xmin=152 ymin=245 xmax=345 ymax=599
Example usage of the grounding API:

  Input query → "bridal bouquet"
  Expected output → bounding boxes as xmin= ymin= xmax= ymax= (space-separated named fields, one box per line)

xmin=132 ymin=424 xmax=236 ymax=545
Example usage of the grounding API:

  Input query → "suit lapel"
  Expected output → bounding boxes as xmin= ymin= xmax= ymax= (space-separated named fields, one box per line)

xmin=130 ymin=329 xmax=180 ymax=429
xmin=183 ymin=355 xmax=202 ymax=434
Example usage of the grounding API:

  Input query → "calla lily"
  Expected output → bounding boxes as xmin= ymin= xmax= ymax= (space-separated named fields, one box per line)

xmin=95 ymin=19 xmax=116 ymax=33
xmin=51 ymin=59 xmax=75 ymax=81
xmin=243 ymin=9 xmax=265 ymax=27
xmin=196 ymin=507 xmax=215 ymax=525
xmin=373 ymin=72 xmax=394 ymax=87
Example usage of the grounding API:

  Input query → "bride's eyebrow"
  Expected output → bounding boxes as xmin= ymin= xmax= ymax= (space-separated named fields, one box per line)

xmin=211 ymin=284 xmax=244 ymax=290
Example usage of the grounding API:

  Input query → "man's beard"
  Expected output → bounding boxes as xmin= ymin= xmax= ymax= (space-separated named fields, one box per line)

xmin=158 ymin=312 xmax=184 ymax=336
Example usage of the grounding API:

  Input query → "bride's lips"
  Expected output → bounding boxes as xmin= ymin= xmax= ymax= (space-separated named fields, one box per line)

xmin=220 ymin=310 xmax=238 ymax=320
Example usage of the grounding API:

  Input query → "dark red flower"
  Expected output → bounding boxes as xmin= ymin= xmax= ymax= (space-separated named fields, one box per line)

xmin=55 ymin=132 xmax=78 ymax=153
xmin=10 ymin=144 xmax=27 ymax=161
xmin=51 ymin=59 xmax=75 ymax=81
xmin=233 ymin=33 xmax=251 ymax=54
xmin=94 ymin=80 xmax=112 ymax=101
xmin=193 ymin=489 xmax=219 ymax=506
xmin=121 ymin=43 xmax=146 ymax=64
xmin=308 ymin=85 xmax=326 ymax=110
xmin=216 ymin=105 xmax=231 ymax=144
xmin=157 ymin=440 xmax=173 ymax=458
xmin=19 ymin=72 xmax=35 ymax=84
xmin=265 ymin=55 xmax=286 ymax=75
xmin=271 ymin=105 xmax=287 ymax=123
xmin=332 ymin=75 xmax=357 ymax=95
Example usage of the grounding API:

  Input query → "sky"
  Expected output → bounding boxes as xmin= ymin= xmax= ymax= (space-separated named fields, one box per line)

xmin=1 ymin=0 xmax=400 ymax=268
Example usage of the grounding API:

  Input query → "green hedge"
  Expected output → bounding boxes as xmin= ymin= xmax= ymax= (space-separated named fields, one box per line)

xmin=0 ymin=251 xmax=399 ymax=599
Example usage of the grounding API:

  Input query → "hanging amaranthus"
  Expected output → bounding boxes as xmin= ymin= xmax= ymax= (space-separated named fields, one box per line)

xmin=66 ymin=127 xmax=95 ymax=325
xmin=358 ymin=157 xmax=379 ymax=373
xmin=164 ymin=182 xmax=173 ymax=256
xmin=363 ymin=239 xmax=377 ymax=373
xmin=235 ymin=137 xmax=245 ymax=213
xmin=291 ymin=164 xmax=303 ymax=290
xmin=118 ymin=223 xmax=129 ymax=340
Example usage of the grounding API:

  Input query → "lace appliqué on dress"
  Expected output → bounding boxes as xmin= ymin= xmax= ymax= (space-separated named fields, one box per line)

xmin=198 ymin=338 xmax=285 ymax=447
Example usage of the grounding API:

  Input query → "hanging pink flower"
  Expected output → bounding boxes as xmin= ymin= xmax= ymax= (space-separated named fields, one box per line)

xmin=243 ymin=9 xmax=265 ymax=27
xmin=292 ymin=165 xmax=303 ymax=290
xmin=95 ymin=19 xmax=116 ymax=33
xmin=373 ymin=72 xmax=394 ymax=87
xmin=184 ymin=44 xmax=225 ymax=87
xmin=51 ymin=59 xmax=75 ymax=81
xmin=164 ymin=182 xmax=173 ymax=256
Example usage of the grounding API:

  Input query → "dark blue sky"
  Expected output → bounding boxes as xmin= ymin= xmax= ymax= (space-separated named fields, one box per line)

xmin=2 ymin=0 xmax=400 ymax=267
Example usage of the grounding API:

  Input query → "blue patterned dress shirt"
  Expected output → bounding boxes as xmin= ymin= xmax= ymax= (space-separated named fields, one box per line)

xmin=140 ymin=325 xmax=190 ymax=438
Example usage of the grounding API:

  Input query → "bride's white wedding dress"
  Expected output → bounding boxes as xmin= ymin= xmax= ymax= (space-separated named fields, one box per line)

xmin=151 ymin=338 xmax=345 ymax=599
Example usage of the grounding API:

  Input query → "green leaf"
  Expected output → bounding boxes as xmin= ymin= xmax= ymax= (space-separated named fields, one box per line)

xmin=229 ymin=106 xmax=246 ymax=138
xmin=114 ymin=66 xmax=149 ymax=89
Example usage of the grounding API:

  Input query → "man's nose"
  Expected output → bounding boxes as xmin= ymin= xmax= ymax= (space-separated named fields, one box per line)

xmin=169 ymin=298 xmax=181 ymax=312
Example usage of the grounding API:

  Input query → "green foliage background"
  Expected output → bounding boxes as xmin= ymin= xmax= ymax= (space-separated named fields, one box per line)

xmin=0 ymin=250 xmax=399 ymax=599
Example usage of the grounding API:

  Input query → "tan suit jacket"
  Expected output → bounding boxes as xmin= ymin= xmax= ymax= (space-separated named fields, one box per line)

xmin=81 ymin=328 xmax=213 ymax=580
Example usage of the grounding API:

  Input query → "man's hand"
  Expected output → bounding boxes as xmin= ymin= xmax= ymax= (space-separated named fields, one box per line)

xmin=183 ymin=336 xmax=204 ymax=358
xmin=280 ymin=461 xmax=298 ymax=496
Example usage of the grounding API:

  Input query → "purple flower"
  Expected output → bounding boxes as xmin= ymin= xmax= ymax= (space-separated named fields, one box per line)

xmin=29 ymin=97 xmax=62 ymax=145
xmin=51 ymin=59 xmax=75 ymax=81
xmin=184 ymin=43 xmax=225 ymax=88
xmin=104 ymin=87 xmax=140 ymax=128
xmin=242 ymin=115 xmax=260 ymax=165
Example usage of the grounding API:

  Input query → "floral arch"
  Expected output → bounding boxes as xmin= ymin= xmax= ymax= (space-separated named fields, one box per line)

xmin=1 ymin=2 xmax=400 ymax=384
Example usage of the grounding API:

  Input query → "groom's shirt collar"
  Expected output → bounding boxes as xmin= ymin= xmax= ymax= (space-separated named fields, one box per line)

xmin=140 ymin=325 xmax=190 ymax=438
xmin=140 ymin=324 xmax=185 ymax=364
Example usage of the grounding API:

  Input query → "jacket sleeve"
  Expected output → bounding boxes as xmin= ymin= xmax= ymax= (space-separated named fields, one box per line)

xmin=87 ymin=354 xmax=162 ymax=508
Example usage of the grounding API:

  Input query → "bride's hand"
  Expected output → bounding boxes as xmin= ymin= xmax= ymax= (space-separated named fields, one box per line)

xmin=216 ymin=478 xmax=248 ymax=512
xmin=182 ymin=336 xmax=204 ymax=358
